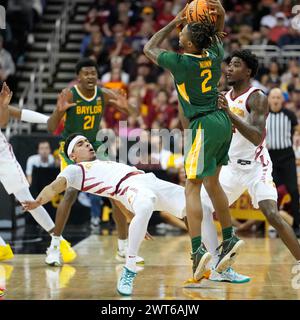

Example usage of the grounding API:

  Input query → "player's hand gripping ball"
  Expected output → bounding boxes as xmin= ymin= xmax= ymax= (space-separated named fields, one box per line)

xmin=186 ymin=0 xmax=217 ymax=23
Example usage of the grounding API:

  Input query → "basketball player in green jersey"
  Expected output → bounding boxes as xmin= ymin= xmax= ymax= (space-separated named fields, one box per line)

xmin=46 ymin=58 xmax=143 ymax=266
xmin=144 ymin=0 xmax=244 ymax=280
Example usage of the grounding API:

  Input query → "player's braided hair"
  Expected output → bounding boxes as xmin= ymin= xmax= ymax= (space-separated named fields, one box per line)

xmin=187 ymin=13 xmax=224 ymax=52
xmin=231 ymin=50 xmax=259 ymax=78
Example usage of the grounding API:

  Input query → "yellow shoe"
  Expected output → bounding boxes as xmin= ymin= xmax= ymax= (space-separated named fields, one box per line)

xmin=0 ymin=264 xmax=14 ymax=281
xmin=59 ymin=265 xmax=76 ymax=288
xmin=0 ymin=287 xmax=5 ymax=297
xmin=60 ymin=239 xmax=77 ymax=264
xmin=0 ymin=244 xmax=14 ymax=261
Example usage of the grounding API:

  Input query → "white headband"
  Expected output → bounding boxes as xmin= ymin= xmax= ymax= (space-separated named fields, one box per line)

xmin=67 ymin=135 xmax=87 ymax=157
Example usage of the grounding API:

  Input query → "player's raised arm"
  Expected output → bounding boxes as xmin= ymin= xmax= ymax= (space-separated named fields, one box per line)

xmin=143 ymin=7 xmax=187 ymax=65
xmin=102 ymin=88 xmax=138 ymax=117
xmin=22 ymin=177 xmax=67 ymax=211
xmin=47 ymin=89 xmax=75 ymax=133
xmin=207 ymin=0 xmax=225 ymax=33
xmin=0 ymin=82 xmax=13 ymax=127
xmin=218 ymin=91 xmax=268 ymax=146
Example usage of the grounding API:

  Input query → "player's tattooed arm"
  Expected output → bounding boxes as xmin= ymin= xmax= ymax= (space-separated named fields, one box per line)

xmin=144 ymin=7 xmax=187 ymax=65
xmin=47 ymin=89 xmax=75 ymax=133
xmin=22 ymin=177 xmax=67 ymax=210
xmin=218 ymin=91 xmax=268 ymax=146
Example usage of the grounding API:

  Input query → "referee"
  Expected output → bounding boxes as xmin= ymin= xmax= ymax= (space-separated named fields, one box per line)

xmin=267 ymin=88 xmax=300 ymax=238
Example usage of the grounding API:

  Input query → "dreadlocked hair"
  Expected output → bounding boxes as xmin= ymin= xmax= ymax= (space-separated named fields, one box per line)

xmin=187 ymin=12 xmax=224 ymax=52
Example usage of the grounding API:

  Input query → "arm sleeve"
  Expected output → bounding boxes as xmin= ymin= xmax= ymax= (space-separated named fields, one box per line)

xmin=157 ymin=51 xmax=183 ymax=76
xmin=21 ymin=109 xmax=49 ymax=124
xmin=57 ymin=165 xmax=83 ymax=190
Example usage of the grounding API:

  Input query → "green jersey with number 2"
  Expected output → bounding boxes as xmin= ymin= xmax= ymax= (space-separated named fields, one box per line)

xmin=157 ymin=42 xmax=224 ymax=119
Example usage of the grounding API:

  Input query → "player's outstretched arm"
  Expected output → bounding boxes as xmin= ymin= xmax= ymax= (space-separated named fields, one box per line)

xmin=0 ymin=82 xmax=13 ymax=128
xmin=218 ymin=91 xmax=268 ymax=146
xmin=8 ymin=106 xmax=49 ymax=124
xmin=22 ymin=177 xmax=67 ymax=211
xmin=102 ymin=88 xmax=138 ymax=117
xmin=47 ymin=89 xmax=75 ymax=133
xmin=207 ymin=0 xmax=225 ymax=33
xmin=143 ymin=7 xmax=187 ymax=65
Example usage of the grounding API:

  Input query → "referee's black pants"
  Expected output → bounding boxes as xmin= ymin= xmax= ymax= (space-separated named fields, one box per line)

xmin=269 ymin=147 xmax=300 ymax=228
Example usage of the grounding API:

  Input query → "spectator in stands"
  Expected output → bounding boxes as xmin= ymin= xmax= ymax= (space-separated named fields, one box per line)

xmin=281 ymin=0 xmax=294 ymax=18
xmin=26 ymin=141 xmax=55 ymax=185
xmin=80 ymin=22 xmax=101 ymax=56
xmin=152 ymin=89 xmax=178 ymax=129
xmin=101 ymin=56 xmax=129 ymax=85
xmin=267 ymin=61 xmax=282 ymax=84
xmin=108 ymin=21 xmax=133 ymax=58
xmin=237 ymin=25 xmax=253 ymax=46
xmin=84 ymin=1 xmax=113 ymax=36
xmin=252 ymin=24 xmax=275 ymax=45
xmin=267 ymin=88 xmax=300 ymax=238
xmin=113 ymin=0 xmax=131 ymax=29
xmin=226 ymin=39 xmax=241 ymax=57
xmin=156 ymin=71 xmax=176 ymax=93
xmin=156 ymin=1 xmax=175 ymax=30
xmin=0 ymin=35 xmax=16 ymax=96
xmin=260 ymin=3 xmax=281 ymax=29
xmin=84 ymin=7 xmax=102 ymax=33
xmin=287 ymin=84 xmax=300 ymax=114
xmin=281 ymin=59 xmax=300 ymax=87
xmin=131 ymin=8 xmax=157 ymax=51
xmin=227 ymin=5 xmax=247 ymax=33
xmin=268 ymin=12 xmax=289 ymax=43
xmin=133 ymin=6 xmax=157 ymax=34
xmin=278 ymin=26 xmax=300 ymax=47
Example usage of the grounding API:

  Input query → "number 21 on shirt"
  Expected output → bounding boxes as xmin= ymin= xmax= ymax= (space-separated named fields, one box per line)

xmin=84 ymin=115 xmax=95 ymax=130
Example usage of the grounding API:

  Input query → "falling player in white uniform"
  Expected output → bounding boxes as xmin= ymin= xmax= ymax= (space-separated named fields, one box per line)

xmin=22 ymin=133 xmax=187 ymax=296
xmin=200 ymin=50 xmax=300 ymax=282
xmin=0 ymin=83 xmax=76 ymax=268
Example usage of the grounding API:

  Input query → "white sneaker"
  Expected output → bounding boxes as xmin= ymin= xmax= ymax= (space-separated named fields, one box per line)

xmin=116 ymin=250 xmax=145 ymax=265
xmin=45 ymin=246 xmax=62 ymax=267
xmin=209 ymin=267 xmax=250 ymax=283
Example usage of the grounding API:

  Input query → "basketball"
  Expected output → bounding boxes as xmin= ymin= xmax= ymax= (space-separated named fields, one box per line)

xmin=186 ymin=0 xmax=216 ymax=23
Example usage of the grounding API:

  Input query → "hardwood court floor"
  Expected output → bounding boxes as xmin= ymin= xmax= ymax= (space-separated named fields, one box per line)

xmin=1 ymin=235 xmax=300 ymax=300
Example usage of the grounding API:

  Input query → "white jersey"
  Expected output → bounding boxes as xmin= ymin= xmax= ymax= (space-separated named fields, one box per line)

xmin=58 ymin=159 xmax=186 ymax=218
xmin=58 ymin=160 xmax=144 ymax=199
xmin=226 ymin=87 xmax=269 ymax=166
xmin=0 ymin=131 xmax=29 ymax=194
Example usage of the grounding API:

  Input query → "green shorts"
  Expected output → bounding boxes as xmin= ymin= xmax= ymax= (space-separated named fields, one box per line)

xmin=184 ymin=110 xmax=232 ymax=180
xmin=59 ymin=140 xmax=108 ymax=171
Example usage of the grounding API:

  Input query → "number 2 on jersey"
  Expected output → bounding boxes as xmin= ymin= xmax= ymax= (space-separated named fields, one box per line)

xmin=84 ymin=115 xmax=95 ymax=130
xmin=200 ymin=69 xmax=212 ymax=93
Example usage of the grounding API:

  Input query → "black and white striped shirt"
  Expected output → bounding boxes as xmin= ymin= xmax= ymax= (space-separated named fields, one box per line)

xmin=267 ymin=108 xmax=298 ymax=150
